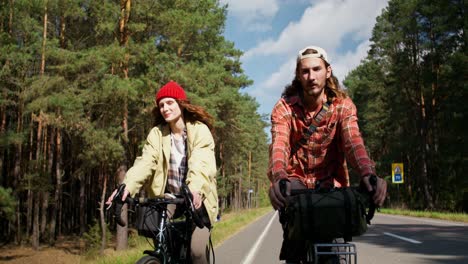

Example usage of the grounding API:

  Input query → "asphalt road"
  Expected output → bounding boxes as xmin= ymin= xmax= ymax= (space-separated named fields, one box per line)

xmin=214 ymin=210 xmax=468 ymax=264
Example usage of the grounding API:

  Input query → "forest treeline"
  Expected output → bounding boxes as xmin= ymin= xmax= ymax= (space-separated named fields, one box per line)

xmin=0 ymin=0 xmax=269 ymax=248
xmin=0 ymin=0 xmax=466 ymax=251
xmin=344 ymin=0 xmax=467 ymax=212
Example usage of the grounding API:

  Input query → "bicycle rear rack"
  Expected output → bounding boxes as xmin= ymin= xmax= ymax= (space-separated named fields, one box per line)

xmin=313 ymin=243 xmax=357 ymax=264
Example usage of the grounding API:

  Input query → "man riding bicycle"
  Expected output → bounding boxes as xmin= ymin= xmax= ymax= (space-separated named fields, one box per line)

xmin=268 ymin=45 xmax=387 ymax=263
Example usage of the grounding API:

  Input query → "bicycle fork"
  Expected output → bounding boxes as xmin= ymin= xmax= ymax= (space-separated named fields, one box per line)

xmin=154 ymin=210 xmax=169 ymax=263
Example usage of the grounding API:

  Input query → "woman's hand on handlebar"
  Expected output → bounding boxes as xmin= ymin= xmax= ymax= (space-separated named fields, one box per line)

xmin=105 ymin=184 xmax=130 ymax=226
xmin=362 ymin=174 xmax=387 ymax=207
xmin=191 ymin=191 xmax=203 ymax=209
xmin=105 ymin=187 xmax=130 ymax=208
xmin=269 ymin=179 xmax=291 ymax=210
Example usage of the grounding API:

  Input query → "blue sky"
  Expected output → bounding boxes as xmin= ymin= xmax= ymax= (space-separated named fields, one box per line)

xmin=220 ymin=0 xmax=389 ymax=116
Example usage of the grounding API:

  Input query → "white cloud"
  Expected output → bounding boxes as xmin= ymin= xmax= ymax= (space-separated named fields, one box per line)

xmin=249 ymin=57 xmax=296 ymax=113
xmin=244 ymin=0 xmax=386 ymax=59
xmin=243 ymin=0 xmax=388 ymax=113
xmin=219 ymin=0 xmax=280 ymax=32
xmin=333 ymin=40 xmax=372 ymax=86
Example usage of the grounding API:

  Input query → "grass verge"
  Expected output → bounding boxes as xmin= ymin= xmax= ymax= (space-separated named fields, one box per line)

xmin=211 ymin=207 xmax=272 ymax=247
xmin=85 ymin=206 xmax=273 ymax=263
xmin=380 ymin=208 xmax=468 ymax=223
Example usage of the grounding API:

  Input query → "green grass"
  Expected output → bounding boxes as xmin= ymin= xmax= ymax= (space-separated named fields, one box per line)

xmin=85 ymin=206 xmax=273 ymax=263
xmin=380 ymin=208 xmax=468 ymax=223
xmin=81 ymin=238 xmax=149 ymax=264
xmin=83 ymin=251 xmax=142 ymax=264
xmin=211 ymin=207 xmax=272 ymax=246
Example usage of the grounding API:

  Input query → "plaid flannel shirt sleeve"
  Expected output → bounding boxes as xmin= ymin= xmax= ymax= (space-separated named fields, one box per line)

xmin=339 ymin=98 xmax=376 ymax=177
xmin=268 ymin=99 xmax=292 ymax=183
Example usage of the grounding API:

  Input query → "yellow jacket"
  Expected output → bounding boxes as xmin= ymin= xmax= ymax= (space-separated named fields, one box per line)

xmin=123 ymin=121 xmax=219 ymax=224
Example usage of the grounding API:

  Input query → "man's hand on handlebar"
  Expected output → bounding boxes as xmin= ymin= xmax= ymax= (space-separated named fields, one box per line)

xmin=362 ymin=174 xmax=387 ymax=207
xmin=269 ymin=179 xmax=291 ymax=210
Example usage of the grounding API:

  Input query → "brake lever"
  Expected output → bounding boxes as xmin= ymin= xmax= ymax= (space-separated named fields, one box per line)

xmin=113 ymin=184 xmax=128 ymax=227
xmin=164 ymin=193 xmax=177 ymax=199
xmin=366 ymin=175 xmax=378 ymax=224
xmin=181 ymin=185 xmax=205 ymax=229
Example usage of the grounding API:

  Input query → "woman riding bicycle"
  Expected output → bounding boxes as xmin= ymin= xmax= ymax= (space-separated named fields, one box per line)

xmin=267 ymin=45 xmax=387 ymax=263
xmin=107 ymin=80 xmax=218 ymax=264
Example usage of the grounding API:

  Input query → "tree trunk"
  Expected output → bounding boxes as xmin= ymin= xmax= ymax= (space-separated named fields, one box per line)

xmin=8 ymin=0 xmax=13 ymax=34
xmin=49 ymin=128 xmax=62 ymax=245
xmin=34 ymin=113 xmax=45 ymax=242
xmin=27 ymin=188 xmax=32 ymax=238
xmin=40 ymin=127 xmax=52 ymax=238
xmin=15 ymin=198 xmax=21 ymax=244
xmin=52 ymin=14 xmax=66 ymax=243
xmin=40 ymin=191 xmax=49 ymax=236
xmin=32 ymin=192 xmax=40 ymax=250
xmin=429 ymin=25 xmax=440 ymax=203
xmin=119 ymin=0 xmax=131 ymax=46
xmin=115 ymin=165 xmax=128 ymax=250
xmin=219 ymin=142 xmax=225 ymax=215
xmin=238 ymin=165 xmax=242 ymax=209
xmin=115 ymin=0 xmax=131 ymax=251
xmin=14 ymin=98 xmax=23 ymax=244
xmin=419 ymin=90 xmax=434 ymax=209
xmin=35 ymin=0 xmax=48 ymax=240
xmin=248 ymin=151 xmax=251 ymax=208
xmin=40 ymin=1 xmax=48 ymax=76
xmin=59 ymin=14 xmax=66 ymax=48
xmin=79 ymin=176 xmax=86 ymax=235
xmin=100 ymin=170 xmax=108 ymax=255
xmin=27 ymin=114 xmax=35 ymax=235
xmin=406 ymin=153 xmax=412 ymax=206
xmin=0 ymin=100 xmax=5 ymax=133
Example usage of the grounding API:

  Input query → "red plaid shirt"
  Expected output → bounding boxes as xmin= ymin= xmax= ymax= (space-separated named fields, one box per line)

xmin=268 ymin=95 xmax=375 ymax=188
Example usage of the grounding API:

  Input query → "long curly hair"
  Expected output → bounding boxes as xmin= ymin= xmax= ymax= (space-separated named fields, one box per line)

xmin=152 ymin=99 xmax=214 ymax=132
xmin=282 ymin=48 xmax=347 ymax=100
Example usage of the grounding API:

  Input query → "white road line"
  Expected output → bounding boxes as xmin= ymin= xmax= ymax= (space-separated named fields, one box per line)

xmin=384 ymin=232 xmax=422 ymax=244
xmin=241 ymin=210 xmax=278 ymax=264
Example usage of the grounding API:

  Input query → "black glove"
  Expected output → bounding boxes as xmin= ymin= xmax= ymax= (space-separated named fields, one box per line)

xmin=269 ymin=178 xmax=290 ymax=210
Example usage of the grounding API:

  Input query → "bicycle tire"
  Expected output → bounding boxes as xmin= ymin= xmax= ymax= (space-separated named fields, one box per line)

xmin=135 ymin=255 xmax=162 ymax=264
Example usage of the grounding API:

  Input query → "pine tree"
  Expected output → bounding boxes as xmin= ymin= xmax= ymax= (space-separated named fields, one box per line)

xmin=344 ymin=0 xmax=467 ymax=210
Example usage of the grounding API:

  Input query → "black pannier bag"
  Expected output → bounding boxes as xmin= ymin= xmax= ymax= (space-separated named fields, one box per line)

xmin=285 ymin=187 xmax=368 ymax=242
xmin=136 ymin=205 xmax=160 ymax=238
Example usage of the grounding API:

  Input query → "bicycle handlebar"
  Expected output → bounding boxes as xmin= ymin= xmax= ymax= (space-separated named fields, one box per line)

xmin=280 ymin=175 xmax=379 ymax=223
xmin=109 ymin=184 xmax=204 ymax=228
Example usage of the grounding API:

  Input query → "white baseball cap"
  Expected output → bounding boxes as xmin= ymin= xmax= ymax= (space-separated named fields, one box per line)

xmin=297 ymin=46 xmax=329 ymax=63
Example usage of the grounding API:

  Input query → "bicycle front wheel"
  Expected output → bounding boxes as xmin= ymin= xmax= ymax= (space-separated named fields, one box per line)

xmin=135 ymin=255 xmax=162 ymax=264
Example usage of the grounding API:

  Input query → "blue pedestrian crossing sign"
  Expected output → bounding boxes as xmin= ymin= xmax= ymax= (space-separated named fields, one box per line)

xmin=392 ymin=163 xmax=404 ymax=184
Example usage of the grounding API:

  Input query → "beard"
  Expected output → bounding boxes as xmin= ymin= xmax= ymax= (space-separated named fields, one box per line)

xmin=303 ymin=83 xmax=324 ymax=97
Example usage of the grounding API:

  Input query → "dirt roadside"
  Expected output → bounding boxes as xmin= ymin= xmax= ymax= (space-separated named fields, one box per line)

xmin=0 ymin=237 xmax=82 ymax=264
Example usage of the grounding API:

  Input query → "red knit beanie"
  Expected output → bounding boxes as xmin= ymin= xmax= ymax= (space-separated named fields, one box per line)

xmin=156 ymin=81 xmax=187 ymax=104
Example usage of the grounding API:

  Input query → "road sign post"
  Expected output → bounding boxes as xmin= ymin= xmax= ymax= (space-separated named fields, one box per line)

xmin=392 ymin=163 xmax=404 ymax=184
xmin=392 ymin=163 xmax=404 ymax=204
